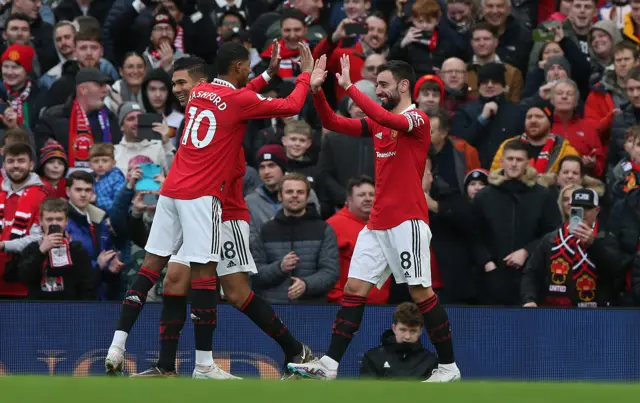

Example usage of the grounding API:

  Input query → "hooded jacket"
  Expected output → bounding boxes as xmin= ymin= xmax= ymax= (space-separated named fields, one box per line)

xmin=589 ymin=20 xmax=624 ymax=83
xmin=326 ymin=207 xmax=391 ymax=305
xmin=0 ymin=173 xmax=48 ymax=297
xmin=250 ymin=208 xmax=339 ymax=305
xmin=471 ymin=166 xmax=562 ymax=305
xmin=622 ymin=12 xmax=640 ymax=45
xmin=551 ymin=114 xmax=605 ymax=177
xmin=114 ymin=137 xmax=175 ymax=175
xmin=360 ymin=329 xmax=438 ymax=379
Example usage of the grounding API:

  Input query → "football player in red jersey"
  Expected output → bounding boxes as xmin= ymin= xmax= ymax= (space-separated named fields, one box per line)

xmin=107 ymin=43 xmax=325 ymax=378
xmin=287 ymin=55 xmax=461 ymax=382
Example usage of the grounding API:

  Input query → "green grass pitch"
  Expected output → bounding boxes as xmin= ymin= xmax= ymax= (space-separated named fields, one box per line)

xmin=1 ymin=377 xmax=639 ymax=403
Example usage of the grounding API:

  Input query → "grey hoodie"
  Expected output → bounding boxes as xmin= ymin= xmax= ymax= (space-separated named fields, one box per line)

xmin=1 ymin=173 xmax=44 ymax=253
xmin=589 ymin=20 xmax=624 ymax=69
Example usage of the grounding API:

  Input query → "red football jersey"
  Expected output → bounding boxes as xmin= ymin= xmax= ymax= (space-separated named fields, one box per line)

xmin=221 ymin=147 xmax=250 ymax=223
xmin=162 ymin=72 xmax=311 ymax=201
xmin=313 ymin=87 xmax=430 ymax=230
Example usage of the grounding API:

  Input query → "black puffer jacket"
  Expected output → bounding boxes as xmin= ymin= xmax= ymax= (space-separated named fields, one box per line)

xmin=471 ymin=167 xmax=562 ymax=305
xmin=360 ymin=329 xmax=438 ymax=380
xmin=609 ymin=189 xmax=640 ymax=305
xmin=317 ymin=132 xmax=374 ymax=208
xmin=250 ymin=208 xmax=339 ymax=304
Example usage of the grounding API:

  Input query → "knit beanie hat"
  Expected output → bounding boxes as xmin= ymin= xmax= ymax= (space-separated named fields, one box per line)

xmin=544 ymin=55 xmax=571 ymax=78
xmin=348 ymin=80 xmax=380 ymax=110
xmin=414 ymin=74 xmax=445 ymax=101
xmin=1 ymin=44 xmax=35 ymax=74
xmin=256 ymin=144 xmax=287 ymax=173
xmin=37 ymin=139 xmax=69 ymax=176
xmin=463 ymin=169 xmax=489 ymax=190
xmin=478 ymin=62 xmax=506 ymax=86
xmin=528 ymin=98 xmax=555 ymax=124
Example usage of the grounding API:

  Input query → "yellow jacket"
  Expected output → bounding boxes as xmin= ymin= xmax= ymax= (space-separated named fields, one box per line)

xmin=490 ymin=134 xmax=580 ymax=173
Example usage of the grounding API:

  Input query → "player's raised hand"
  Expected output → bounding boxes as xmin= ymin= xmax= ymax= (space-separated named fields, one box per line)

xmin=298 ymin=42 xmax=314 ymax=74
xmin=266 ymin=39 xmax=281 ymax=77
xmin=310 ymin=54 xmax=328 ymax=93
xmin=336 ymin=54 xmax=352 ymax=89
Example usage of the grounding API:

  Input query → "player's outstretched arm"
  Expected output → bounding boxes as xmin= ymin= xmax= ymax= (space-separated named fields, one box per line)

xmin=311 ymin=89 xmax=364 ymax=136
xmin=246 ymin=40 xmax=281 ymax=93
xmin=337 ymin=54 xmax=418 ymax=134
xmin=240 ymin=43 xmax=315 ymax=120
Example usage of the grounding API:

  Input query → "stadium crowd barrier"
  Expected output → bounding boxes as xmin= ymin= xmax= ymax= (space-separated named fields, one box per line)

xmin=1 ymin=302 xmax=639 ymax=380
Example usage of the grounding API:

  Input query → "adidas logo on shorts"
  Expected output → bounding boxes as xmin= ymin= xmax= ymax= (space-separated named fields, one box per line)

xmin=227 ymin=261 xmax=236 ymax=268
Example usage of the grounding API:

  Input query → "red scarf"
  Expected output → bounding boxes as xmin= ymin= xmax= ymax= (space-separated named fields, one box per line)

xmin=40 ymin=237 xmax=73 ymax=294
xmin=416 ymin=29 xmax=438 ymax=52
xmin=623 ymin=161 xmax=640 ymax=193
xmin=41 ymin=176 xmax=67 ymax=199
xmin=521 ymin=133 xmax=557 ymax=173
xmin=69 ymin=100 xmax=95 ymax=168
xmin=260 ymin=39 xmax=304 ymax=78
xmin=548 ymin=222 xmax=599 ymax=304
xmin=174 ymin=25 xmax=184 ymax=53
xmin=4 ymin=80 xmax=31 ymax=127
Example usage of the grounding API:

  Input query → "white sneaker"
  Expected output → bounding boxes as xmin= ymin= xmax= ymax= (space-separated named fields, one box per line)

xmin=192 ymin=363 xmax=242 ymax=380
xmin=423 ymin=364 xmax=461 ymax=382
xmin=287 ymin=358 xmax=337 ymax=380
xmin=105 ymin=345 xmax=125 ymax=376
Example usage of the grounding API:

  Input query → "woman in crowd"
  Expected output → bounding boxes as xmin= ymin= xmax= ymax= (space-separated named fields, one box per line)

xmin=105 ymin=52 xmax=146 ymax=114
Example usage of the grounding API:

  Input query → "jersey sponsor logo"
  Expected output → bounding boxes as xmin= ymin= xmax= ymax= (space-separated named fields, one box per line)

xmin=376 ymin=151 xmax=396 ymax=158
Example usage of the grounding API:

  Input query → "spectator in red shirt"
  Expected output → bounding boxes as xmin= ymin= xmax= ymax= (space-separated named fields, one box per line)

xmin=327 ymin=175 xmax=390 ymax=305
xmin=0 ymin=142 xmax=49 ymax=299
xmin=549 ymin=78 xmax=605 ymax=177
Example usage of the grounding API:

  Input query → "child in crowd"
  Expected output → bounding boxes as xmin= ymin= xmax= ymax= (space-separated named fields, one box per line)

xmin=414 ymin=74 xmax=445 ymax=112
xmin=37 ymin=139 xmax=68 ymax=198
xmin=90 ymin=143 xmax=126 ymax=212
xmin=281 ymin=120 xmax=319 ymax=185
xmin=464 ymin=169 xmax=489 ymax=200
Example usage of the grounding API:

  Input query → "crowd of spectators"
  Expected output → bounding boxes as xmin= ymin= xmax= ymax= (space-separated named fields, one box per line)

xmin=0 ymin=0 xmax=638 ymax=308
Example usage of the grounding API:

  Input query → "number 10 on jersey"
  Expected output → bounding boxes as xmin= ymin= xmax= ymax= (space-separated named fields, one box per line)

xmin=182 ymin=106 xmax=218 ymax=148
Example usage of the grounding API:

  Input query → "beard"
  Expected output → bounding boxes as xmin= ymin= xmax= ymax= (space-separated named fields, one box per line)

xmin=382 ymin=89 xmax=401 ymax=111
xmin=8 ymin=169 xmax=29 ymax=185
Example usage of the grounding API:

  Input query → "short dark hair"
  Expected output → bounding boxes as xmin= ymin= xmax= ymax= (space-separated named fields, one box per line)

xmin=216 ymin=42 xmax=250 ymax=75
xmin=280 ymin=8 xmax=306 ymax=27
xmin=278 ymin=172 xmax=311 ymax=196
xmin=174 ymin=56 xmax=208 ymax=80
xmin=74 ymin=15 xmax=101 ymax=34
xmin=347 ymin=175 xmax=374 ymax=196
xmin=503 ymin=139 xmax=528 ymax=155
xmin=366 ymin=11 xmax=388 ymax=27
xmin=392 ymin=302 xmax=424 ymax=327
xmin=558 ymin=155 xmax=584 ymax=176
xmin=74 ymin=28 xmax=101 ymax=44
xmin=425 ymin=107 xmax=451 ymax=133
xmin=378 ymin=60 xmax=416 ymax=94
xmin=4 ymin=142 xmax=32 ymax=160
xmin=471 ymin=21 xmax=498 ymax=38
xmin=6 ymin=13 xmax=31 ymax=27
xmin=40 ymin=197 xmax=68 ymax=218
xmin=615 ymin=41 xmax=638 ymax=59
xmin=66 ymin=170 xmax=94 ymax=187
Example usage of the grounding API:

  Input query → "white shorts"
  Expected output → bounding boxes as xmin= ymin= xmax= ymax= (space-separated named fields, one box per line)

xmin=348 ymin=219 xmax=432 ymax=288
xmin=145 ymin=195 xmax=222 ymax=264
xmin=167 ymin=220 xmax=257 ymax=277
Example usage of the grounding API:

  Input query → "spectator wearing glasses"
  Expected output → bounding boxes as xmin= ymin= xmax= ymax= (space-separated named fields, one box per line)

xmin=361 ymin=53 xmax=386 ymax=84
xmin=439 ymin=57 xmax=475 ymax=117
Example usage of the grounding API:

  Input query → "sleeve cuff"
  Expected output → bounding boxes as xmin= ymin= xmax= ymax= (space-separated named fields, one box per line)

xmin=132 ymin=0 xmax=146 ymax=13
xmin=345 ymin=84 xmax=353 ymax=91
xmin=261 ymin=71 xmax=272 ymax=83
